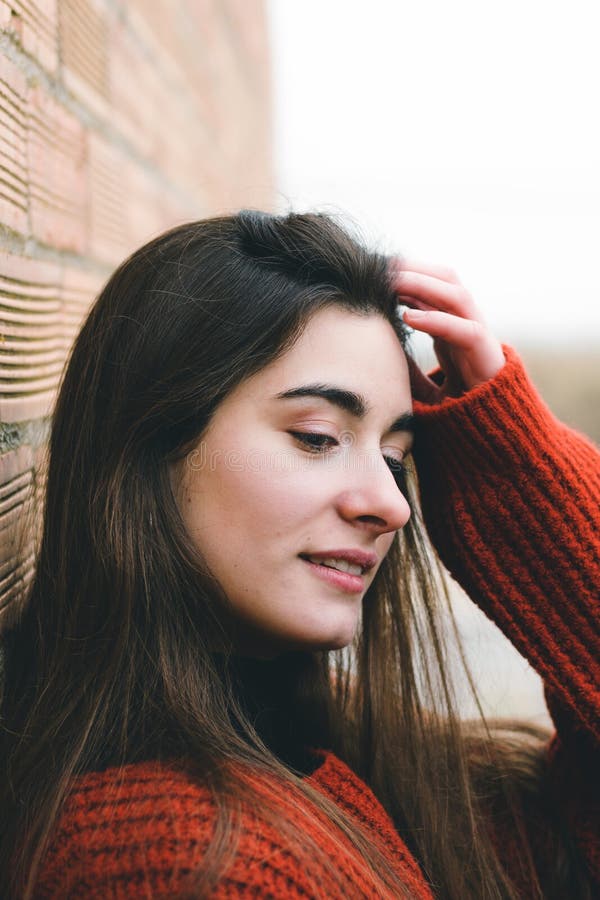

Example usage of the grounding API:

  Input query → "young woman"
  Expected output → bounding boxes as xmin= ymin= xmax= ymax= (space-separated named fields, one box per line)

xmin=0 ymin=211 xmax=598 ymax=898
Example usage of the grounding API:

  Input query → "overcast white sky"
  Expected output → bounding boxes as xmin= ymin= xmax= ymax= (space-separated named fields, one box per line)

xmin=266 ymin=0 xmax=600 ymax=348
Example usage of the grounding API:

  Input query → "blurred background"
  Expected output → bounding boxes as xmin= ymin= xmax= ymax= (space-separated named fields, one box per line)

xmin=1 ymin=0 xmax=597 ymax=722
xmin=267 ymin=0 xmax=599 ymax=725
xmin=268 ymin=0 xmax=600 ymax=438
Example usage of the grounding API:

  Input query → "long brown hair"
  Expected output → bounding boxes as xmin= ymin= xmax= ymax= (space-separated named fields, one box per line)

xmin=0 ymin=212 xmax=584 ymax=898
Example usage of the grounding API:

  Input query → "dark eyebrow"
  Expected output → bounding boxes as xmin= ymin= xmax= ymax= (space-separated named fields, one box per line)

xmin=273 ymin=384 xmax=414 ymax=434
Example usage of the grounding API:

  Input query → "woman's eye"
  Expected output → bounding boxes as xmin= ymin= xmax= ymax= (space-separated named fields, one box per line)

xmin=290 ymin=431 xmax=337 ymax=453
xmin=290 ymin=433 xmax=411 ymax=487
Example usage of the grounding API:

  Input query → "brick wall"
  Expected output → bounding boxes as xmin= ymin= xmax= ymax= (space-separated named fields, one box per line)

xmin=0 ymin=0 xmax=273 ymax=620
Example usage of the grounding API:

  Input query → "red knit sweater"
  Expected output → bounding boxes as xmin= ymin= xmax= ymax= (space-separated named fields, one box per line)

xmin=34 ymin=347 xmax=599 ymax=898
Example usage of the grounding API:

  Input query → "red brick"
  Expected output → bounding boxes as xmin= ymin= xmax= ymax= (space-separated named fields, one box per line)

xmin=59 ymin=0 xmax=111 ymax=119
xmin=0 ymin=54 xmax=28 ymax=235
xmin=27 ymin=83 xmax=88 ymax=252
xmin=0 ymin=444 xmax=38 ymax=628
xmin=88 ymin=132 xmax=129 ymax=264
xmin=0 ymin=2 xmax=12 ymax=28
xmin=61 ymin=264 xmax=104 ymax=349
xmin=0 ymin=250 xmax=63 ymax=423
xmin=1 ymin=0 xmax=274 ymax=624
xmin=108 ymin=8 xmax=220 ymax=198
xmin=4 ymin=0 xmax=58 ymax=76
xmin=222 ymin=0 xmax=271 ymax=91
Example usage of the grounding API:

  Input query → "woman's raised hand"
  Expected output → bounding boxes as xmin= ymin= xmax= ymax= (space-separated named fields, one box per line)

xmin=389 ymin=259 xmax=506 ymax=404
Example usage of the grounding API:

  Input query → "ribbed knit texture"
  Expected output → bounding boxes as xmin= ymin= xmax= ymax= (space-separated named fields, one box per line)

xmin=412 ymin=345 xmax=600 ymax=743
xmin=34 ymin=347 xmax=599 ymax=898
xmin=34 ymin=753 xmax=432 ymax=899
xmin=412 ymin=344 xmax=599 ymax=890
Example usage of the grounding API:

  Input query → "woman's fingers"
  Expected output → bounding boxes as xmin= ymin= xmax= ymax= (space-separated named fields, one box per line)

xmin=389 ymin=257 xmax=483 ymax=323
xmin=402 ymin=309 xmax=484 ymax=348
xmin=389 ymin=257 xmax=461 ymax=285
xmin=389 ymin=256 xmax=505 ymax=392
xmin=403 ymin=308 xmax=505 ymax=388
xmin=395 ymin=294 xmax=434 ymax=311
xmin=393 ymin=270 xmax=478 ymax=319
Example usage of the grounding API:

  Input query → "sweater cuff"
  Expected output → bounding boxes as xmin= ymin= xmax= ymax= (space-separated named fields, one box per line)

xmin=412 ymin=345 xmax=568 ymax=474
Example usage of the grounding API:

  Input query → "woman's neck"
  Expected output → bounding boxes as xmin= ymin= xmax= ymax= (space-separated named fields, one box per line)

xmin=227 ymin=653 xmax=330 ymax=775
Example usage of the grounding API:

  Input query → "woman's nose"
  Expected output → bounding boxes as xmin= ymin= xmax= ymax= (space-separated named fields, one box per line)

xmin=335 ymin=457 xmax=411 ymax=535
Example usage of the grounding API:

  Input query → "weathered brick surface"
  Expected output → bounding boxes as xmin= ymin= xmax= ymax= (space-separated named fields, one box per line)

xmin=28 ymin=82 xmax=88 ymax=251
xmin=0 ymin=0 xmax=274 ymax=616
xmin=0 ymin=447 xmax=36 ymax=624
xmin=61 ymin=264 xmax=104 ymax=349
xmin=2 ymin=0 xmax=58 ymax=76
xmin=0 ymin=249 xmax=62 ymax=422
xmin=0 ymin=54 xmax=28 ymax=234
xmin=60 ymin=0 xmax=109 ymax=101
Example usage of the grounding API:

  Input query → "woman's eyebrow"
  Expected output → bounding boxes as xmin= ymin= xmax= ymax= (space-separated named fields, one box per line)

xmin=273 ymin=384 xmax=414 ymax=434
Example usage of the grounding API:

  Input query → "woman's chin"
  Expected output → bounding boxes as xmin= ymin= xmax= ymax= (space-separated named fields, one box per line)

xmin=293 ymin=619 xmax=359 ymax=653
xmin=232 ymin=618 xmax=358 ymax=658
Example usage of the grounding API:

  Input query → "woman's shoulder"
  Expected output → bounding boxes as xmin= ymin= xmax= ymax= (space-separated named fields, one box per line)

xmin=35 ymin=759 xmax=218 ymax=898
xmin=35 ymin=753 xmax=432 ymax=899
xmin=57 ymin=757 xmax=218 ymax=841
xmin=69 ymin=757 xmax=208 ymax=800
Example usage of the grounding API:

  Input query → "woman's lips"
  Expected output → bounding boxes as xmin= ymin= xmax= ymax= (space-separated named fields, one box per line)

xmin=300 ymin=556 xmax=365 ymax=593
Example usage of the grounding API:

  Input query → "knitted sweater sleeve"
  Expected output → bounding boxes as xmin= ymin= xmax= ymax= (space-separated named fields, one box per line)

xmin=411 ymin=345 xmax=600 ymax=881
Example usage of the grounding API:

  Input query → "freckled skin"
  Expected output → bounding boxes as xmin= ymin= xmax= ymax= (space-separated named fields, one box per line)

xmin=171 ymin=308 xmax=412 ymax=658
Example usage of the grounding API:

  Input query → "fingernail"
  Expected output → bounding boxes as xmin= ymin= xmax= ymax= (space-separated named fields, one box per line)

xmin=403 ymin=309 xmax=427 ymax=319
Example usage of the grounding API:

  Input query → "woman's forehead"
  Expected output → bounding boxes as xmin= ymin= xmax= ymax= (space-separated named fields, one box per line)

xmin=269 ymin=308 xmax=405 ymax=383
xmin=225 ymin=307 xmax=411 ymax=417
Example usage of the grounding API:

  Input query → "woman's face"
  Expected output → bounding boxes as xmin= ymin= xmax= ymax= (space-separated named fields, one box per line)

xmin=172 ymin=307 xmax=413 ymax=658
